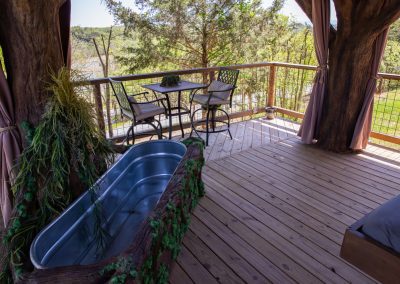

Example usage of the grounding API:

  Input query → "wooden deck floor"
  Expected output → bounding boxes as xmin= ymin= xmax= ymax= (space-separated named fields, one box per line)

xmin=170 ymin=116 xmax=302 ymax=161
xmin=169 ymin=119 xmax=400 ymax=283
xmin=1 ymin=117 xmax=399 ymax=283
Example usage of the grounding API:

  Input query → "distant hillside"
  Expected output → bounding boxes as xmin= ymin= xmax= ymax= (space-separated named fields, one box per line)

xmin=71 ymin=26 xmax=133 ymax=78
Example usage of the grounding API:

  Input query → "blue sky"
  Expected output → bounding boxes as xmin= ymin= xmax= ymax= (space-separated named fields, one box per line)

xmin=71 ymin=0 xmax=311 ymax=27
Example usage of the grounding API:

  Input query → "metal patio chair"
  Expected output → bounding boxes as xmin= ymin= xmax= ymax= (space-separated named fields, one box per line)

xmin=190 ymin=68 xmax=240 ymax=146
xmin=109 ymin=79 xmax=166 ymax=145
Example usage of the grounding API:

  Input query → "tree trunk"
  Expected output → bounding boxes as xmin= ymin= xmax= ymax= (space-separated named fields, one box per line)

xmin=294 ymin=0 xmax=400 ymax=152
xmin=93 ymin=29 xmax=114 ymax=138
xmin=0 ymin=0 xmax=67 ymax=131
xmin=317 ymin=31 xmax=376 ymax=152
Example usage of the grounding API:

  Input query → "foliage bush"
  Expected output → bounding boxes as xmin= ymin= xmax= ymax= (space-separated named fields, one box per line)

xmin=1 ymin=68 xmax=114 ymax=282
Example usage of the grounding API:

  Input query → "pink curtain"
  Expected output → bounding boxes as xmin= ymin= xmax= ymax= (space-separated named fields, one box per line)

xmin=297 ymin=0 xmax=330 ymax=143
xmin=0 ymin=64 xmax=22 ymax=227
xmin=350 ymin=29 xmax=389 ymax=150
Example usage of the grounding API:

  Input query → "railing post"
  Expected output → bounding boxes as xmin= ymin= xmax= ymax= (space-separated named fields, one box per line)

xmin=267 ymin=65 xmax=276 ymax=107
xmin=209 ymin=70 xmax=215 ymax=83
xmin=93 ymin=83 xmax=106 ymax=136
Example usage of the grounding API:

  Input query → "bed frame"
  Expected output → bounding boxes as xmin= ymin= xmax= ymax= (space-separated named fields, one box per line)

xmin=340 ymin=214 xmax=400 ymax=283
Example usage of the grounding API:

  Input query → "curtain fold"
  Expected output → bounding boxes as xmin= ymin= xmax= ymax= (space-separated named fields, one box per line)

xmin=350 ymin=29 xmax=389 ymax=150
xmin=0 ymin=64 xmax=22 ymax=227
xmin=297 ymin=0 xmax=330 ymax=143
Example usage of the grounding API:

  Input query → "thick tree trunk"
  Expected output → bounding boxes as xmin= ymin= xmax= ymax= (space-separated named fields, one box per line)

xmin=0 ymin=0 xmax=67 ymax=129
xmin=294 ymin=0 xmax=400 ymax=152
xmin=318 ymin=32 xmax=376 ymax=152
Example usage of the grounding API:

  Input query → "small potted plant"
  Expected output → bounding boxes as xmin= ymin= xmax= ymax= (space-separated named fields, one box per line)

xmin=160 ymin=75 xmax=180 ymax=87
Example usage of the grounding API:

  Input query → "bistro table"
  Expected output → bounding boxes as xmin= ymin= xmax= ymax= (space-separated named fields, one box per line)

xmin=142 ymin=80 xmax=208 ymax=139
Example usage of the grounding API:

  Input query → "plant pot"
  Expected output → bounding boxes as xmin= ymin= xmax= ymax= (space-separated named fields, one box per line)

xmin=265 ymin=107 xmax=276 ymax=120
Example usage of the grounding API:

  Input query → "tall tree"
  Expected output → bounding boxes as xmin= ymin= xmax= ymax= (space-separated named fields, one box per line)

xmin=295 ymin=0 xmax=400 ymax=152
xmin=93 ymin=27 xmax=114 ymax=138
xmin=104 ymin=0 xmax=283 ymax=75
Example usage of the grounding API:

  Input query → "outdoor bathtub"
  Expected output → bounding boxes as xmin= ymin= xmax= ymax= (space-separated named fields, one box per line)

xmin=30 ymin=140 xmax=186 ymax=269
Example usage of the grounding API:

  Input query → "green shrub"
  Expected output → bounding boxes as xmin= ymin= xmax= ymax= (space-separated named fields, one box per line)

xmin=1 ymin=68 xmax=114 ymax=282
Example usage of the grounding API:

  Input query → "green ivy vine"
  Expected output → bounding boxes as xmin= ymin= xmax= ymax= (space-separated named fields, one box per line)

xmin=101 ymin=138 xmax=205 ymax=284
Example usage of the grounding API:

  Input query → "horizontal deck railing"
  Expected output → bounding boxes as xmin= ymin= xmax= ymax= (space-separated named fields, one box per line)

xmin=78 ymin=62 xmax=400 ymax=148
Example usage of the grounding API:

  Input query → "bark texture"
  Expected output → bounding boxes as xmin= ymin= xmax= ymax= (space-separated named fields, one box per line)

xmin=295 ymin=0 xmax=400 ymax=152
xmin=0 ymin=0 xmax=68 ymax=128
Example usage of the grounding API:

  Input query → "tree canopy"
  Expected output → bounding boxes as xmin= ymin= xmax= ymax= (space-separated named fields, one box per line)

xmin=104 ymin=0 xmax=285 ymax=72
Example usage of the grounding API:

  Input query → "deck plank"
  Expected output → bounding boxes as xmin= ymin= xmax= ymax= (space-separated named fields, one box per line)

xmin=206 ymin=160 xmax=345 ymax=241
xmin=182 ymin=230 xmax=245 ymax=284
xmin=231 ymin=151 xmax=366 ymax=220
xmin=243 ymin=148 xmax=376 ymax=215
xmin=274 ymin=140 xmax=400 ymax=197
xmin=251 ymin=118 xmax=262 ymax=148
xmin=253 ymin=146 xmax=385 ymax=208
xmin=169 ymin=262 xmax=194 ymax=284
xmin=199 ymin=198 xmax=323 ymax=283
xmin=176 ymin=246 xmax=218 ymax=284
xmin=220 ymin=120 xmax=239 ymax=159
xmin=193 ymin=205 xmax=296 ymax=283
xmin=163 ymin=117 xmax=398 ymax=284
xmin=201 ymin=168 xmax=371 ymax=283
xmin=231 ymin=121 xmax=247 ymax=155
xmin=240 ymin=120 xmax=254 ymax=152
xmin=201 ymin=176 xmax=372 ymax=284
xmin=189 ymin=217 xmax=269 ymax=284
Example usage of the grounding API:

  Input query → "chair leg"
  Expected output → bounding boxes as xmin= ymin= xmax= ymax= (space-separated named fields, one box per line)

xmin=131 ymin=125 xmax=136 ymax=145
xmin=190 ymin=107 xmax=197 ymax=138
xmin=148 ymin=122 xmax=158 ymax=139
xmin=189 ymin=102 xmax=195 ymax=138
xmin=228 ymin=127 xmax=233 ymax=140
xmin=126 ymin=124 xmax=133 ymax=145
xmin=190 ymin=108 xmax=205 ymax=142
xmin=211 ymin=108 xmax=216 ymax=131
xmin=178 ymin=109 xmax=184 ymax=138
xmin=148 ymin=120 xmax=162 ymax=140
xmin=227 ymin=111 xmax=232 ymax=139
xmin=220 ymin=109 xmax=232 ymax=140
xmin=156 ymin=119 xmax=163 ymax=140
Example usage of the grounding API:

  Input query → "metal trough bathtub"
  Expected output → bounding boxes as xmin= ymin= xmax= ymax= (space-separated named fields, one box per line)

xmin=30 ymin=140 xmax=186 ymax=269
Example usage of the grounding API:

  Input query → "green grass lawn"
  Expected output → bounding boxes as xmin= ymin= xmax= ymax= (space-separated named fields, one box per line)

xmin=372 ymin=89 xmax=400 ymax=136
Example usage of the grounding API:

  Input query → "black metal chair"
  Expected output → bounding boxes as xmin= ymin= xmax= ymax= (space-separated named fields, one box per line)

xmin=109 ymin=79 xmax=166 ymax=145
xmin=190 ymin=68 xmax=239 ymax=146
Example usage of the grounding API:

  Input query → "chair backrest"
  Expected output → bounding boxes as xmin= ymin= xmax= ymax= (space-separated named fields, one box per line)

xmin=218 ymin=67 xmax=240 ymax=86
xmin=109 ymin=79 xmax=138 ymax=119
xmin=210 ymin=68 xmax=239 ymax=102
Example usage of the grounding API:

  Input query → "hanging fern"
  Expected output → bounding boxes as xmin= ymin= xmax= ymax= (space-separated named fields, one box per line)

xmin=1 ymin=68 xmax=114 ymax=282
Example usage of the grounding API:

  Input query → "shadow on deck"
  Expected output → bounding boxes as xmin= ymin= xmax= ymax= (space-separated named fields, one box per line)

xmin=169 ymin=117 xmax=400 ymax=284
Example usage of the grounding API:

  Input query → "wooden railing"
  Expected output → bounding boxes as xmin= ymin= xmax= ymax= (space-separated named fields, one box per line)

xmin=79 ymin=62 xmax=400 ymax=147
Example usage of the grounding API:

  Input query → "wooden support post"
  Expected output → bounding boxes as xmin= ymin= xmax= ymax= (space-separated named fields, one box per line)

xmin=209 ymin=70 xmax=215 ymax=83
xmin=267 ymin=65 xmax=276 ymax=107
xmin=93 ymin=83 xmax=106 ymax=135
